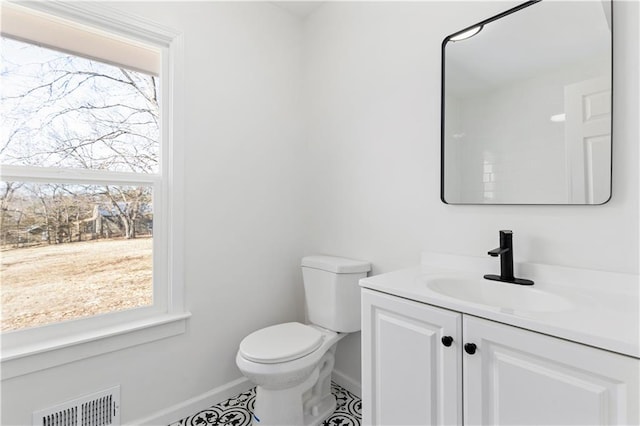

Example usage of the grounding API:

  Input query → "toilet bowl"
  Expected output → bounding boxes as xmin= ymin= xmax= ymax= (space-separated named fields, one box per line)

xmin=235 ymin=255 xmax=370 ymax=426
xmin=236 ymin=322 xmax=345 ymax=426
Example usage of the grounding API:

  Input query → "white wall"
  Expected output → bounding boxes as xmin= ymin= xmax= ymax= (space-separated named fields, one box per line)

xmin=1 ymin=2 xmax=306 ymax=425
xmin=303 ymin=1 xmax=638 ymax=384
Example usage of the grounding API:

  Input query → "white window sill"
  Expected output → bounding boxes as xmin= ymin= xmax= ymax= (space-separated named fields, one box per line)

xmin=1 ymin=312 xmax=191 ymax=380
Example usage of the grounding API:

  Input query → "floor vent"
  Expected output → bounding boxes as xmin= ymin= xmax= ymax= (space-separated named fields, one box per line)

xmin=33 ymin=385 xmax=120 ymax=426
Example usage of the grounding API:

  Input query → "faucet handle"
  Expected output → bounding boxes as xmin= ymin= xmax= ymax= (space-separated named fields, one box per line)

xmin=488 ymin=247 xmax=508 ymax=257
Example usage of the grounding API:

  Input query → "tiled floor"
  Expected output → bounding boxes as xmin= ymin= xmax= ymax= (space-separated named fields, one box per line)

xmin=170 ymin=382 xmax=361 ymax=426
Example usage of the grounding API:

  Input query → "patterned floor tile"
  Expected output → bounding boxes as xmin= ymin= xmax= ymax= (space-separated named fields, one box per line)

xmin=170 ymin=382 xmax=361 ymax=426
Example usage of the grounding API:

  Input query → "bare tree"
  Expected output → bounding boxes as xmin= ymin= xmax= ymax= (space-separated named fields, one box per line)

xmin=1 ymin=36 xmax=159 ymax=242
xmin=0 ymin=181 xmax=22 ymax=245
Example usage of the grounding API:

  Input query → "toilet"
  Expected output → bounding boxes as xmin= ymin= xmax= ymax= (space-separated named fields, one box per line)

xmin=235 ymin=255 xmax=371 ymax=426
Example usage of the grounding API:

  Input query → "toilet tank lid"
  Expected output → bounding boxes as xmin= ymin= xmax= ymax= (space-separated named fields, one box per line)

xmin=301 ymin=255 xmax=371 ymax=274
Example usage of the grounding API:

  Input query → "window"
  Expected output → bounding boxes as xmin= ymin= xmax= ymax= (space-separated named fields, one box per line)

xmin=0 ymin=2 xmax=186 ymax=378
xmin=1 ymin=37 xmax=159 ymax=331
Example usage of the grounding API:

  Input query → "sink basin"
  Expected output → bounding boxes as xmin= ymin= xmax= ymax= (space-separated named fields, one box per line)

xmin=424 ymin=276 xmax=573 ymax=312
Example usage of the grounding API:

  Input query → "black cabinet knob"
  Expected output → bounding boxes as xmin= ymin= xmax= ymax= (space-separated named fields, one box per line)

xmin=464 ymin=343 xmax=477 ymax=355
xmin=441 ymin=336 xmax=453 ymax=347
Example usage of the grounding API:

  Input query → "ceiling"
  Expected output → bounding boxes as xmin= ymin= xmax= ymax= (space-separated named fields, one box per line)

xmin=271 ymin=1 xmax=324 ymax=19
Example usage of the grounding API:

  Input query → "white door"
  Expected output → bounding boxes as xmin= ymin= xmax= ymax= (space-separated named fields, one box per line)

xmin=565 ymin=76 xmax=612 ymax=204
xmin=463 ymin=316 xmax=640 ymax=425
xmin=361 ymin=289 xmax=462 ymax=426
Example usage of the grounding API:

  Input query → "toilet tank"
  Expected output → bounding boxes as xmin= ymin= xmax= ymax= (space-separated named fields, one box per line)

xmin=301 ymin=255 xmax=371 ymax=333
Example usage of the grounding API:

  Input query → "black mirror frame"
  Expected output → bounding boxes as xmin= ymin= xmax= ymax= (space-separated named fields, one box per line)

xmin=440 ymin=0 xmax=613 ymax=205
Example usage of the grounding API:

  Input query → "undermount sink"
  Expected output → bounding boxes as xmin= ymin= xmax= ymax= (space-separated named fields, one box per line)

xmin=424 ymin=276 xmax=573 ymax=312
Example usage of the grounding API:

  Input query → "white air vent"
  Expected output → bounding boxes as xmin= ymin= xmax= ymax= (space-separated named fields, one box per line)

xmin=33 ymin=386 xmax=120 ymax=426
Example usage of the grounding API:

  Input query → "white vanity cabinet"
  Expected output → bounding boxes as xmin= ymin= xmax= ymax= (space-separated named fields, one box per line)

xmin=361 ymin=288 xmax=640 ymax=426
xmin=361 ymin=289 xmax=463 ymax=425
xmin=463 ymin=315 xmax=639 ymax=425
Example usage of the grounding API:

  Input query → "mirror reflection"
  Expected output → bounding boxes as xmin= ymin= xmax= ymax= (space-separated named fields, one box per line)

xmin=442 ymin=0 xmax=612 ymax=204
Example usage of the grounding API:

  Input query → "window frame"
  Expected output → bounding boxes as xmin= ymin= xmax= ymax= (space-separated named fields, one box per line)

xmin=0 ymin=1 xmax=188 ymax=380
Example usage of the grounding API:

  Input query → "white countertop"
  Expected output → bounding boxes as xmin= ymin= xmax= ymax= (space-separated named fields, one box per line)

xmin=360 ymin=252 xmax=640 ymax=358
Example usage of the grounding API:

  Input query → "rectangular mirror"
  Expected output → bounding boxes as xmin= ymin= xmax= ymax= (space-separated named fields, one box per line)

xmin=441 ymin=0 xmax=612 ymax=205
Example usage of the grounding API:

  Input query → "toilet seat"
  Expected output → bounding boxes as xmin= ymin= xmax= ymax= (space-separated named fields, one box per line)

xmin=239 ymin=322 xmax=324 ymax=364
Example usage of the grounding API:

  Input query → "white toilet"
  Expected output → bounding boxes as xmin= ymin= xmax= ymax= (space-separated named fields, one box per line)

xmin=235 ymin=255 xmax=371 ymax=426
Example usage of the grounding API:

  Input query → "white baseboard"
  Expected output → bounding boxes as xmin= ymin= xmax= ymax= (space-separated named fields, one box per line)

xmin=125 ymin=376 xmax=252 ymax=426
xmin=331 ymin=369 xmax=361 ymax=398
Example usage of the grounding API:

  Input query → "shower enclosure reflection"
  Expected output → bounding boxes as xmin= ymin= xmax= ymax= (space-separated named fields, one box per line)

xmin=441 ymin=0 xmax=612 ymax=205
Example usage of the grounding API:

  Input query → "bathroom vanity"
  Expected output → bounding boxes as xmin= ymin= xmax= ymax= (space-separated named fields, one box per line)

xmin=360 ymin=253 xmax=639 ymax=425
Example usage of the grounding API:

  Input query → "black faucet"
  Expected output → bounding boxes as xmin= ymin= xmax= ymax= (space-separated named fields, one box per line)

xmin=484 ymin=230 xmax=534 ymax=285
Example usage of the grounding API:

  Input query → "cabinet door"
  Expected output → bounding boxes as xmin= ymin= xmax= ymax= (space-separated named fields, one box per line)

xmin=463 ymin=316 xmax=640 ymax=425
xmin=361 ymin=289 xmax=462 ymax=425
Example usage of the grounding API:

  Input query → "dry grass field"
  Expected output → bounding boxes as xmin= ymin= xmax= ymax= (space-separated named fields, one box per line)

xmin=1 ymin=237 xmax=152 ymax=332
